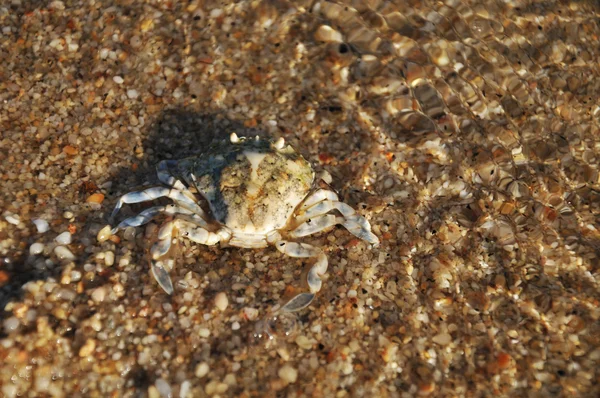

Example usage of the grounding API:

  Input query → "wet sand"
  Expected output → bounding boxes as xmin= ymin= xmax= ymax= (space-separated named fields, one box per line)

xmin=1 ymin=0 xmax=599 ymax=396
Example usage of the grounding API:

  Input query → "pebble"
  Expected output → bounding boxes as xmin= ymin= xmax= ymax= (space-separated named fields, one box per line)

xmin=231 ymin=321 xmax=240 ymax=330
xmin=91 ymin=286 xmax=107 ymax=303
xmin=4 ymin=212 xmax=20 ymax=225
xmin=214 ymin=292 xmax=229 ymax=311
xmin=30 ymin=242 xmax=45 ymax=256
xmin=179 ymin=380 xmax=191 ymax=398
xmin=86 ymin=193 xmax=105 ymax=204
xmin=104 ymin=251 xmax=115 ymax=266
xmin=55 ymin=231 xmax=72 ymax=245
xmin=32 ymin=218 xmax=50 ymax=233
xmin=155 ymin=378 xmax=171 ymax=398
xmin=63 ymin=211 xmax=74 ymax=219
xmin=432 ymin=332 xmax=452 ymax=346
xmin=278 ymin=364 xmax=298 ymax=384
xmin=97 ymin=225 xmax=112 ymax=243
xmin=242 ymin=307 xmax=258 ymax=321
xmin=195 ymin=362 xmax=209 ymax=378
xmin=54 ymin=246 xmax=76 ymax=261
xmin=205 ymin=380 xmax=228 ymax=395
xmin=113 ymin=76 xmax=124 ymax=84
xmin=79 ymin=339 xmax=96 ymax=357
xmin=127 ymin=89 xmax=139 ymax=99
xmin=3 ymin=317 xmax=20 ymax=333
xmin=198 ymin=328 xmax=210 ymax=338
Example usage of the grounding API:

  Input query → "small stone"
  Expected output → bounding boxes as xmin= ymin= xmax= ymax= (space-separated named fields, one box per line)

xmin=214 ymin=292 xmax=229 ymax=311
xmin=195 ymin=362 xmax=209 ymax=378
xmin=104 ymin=251 xmax=115 ymax=266
xmin=97 ymin=225 xmax=112 ymax=243
xmin=432 ymin=332 xmax=452 ymax=346
xmin=63 ymin=145 xmax=78 ymax=155
xmin=4 ymin=212 xmax=20 ymax=225
xmin=314 ymin=25 xmax=343 ymax=42
xmin=55 ymin=231 xmax=72 ymax=245
xmin=79 ymin=338 xmax=96 ymax=357
xmin=278 ymin=364 xmax=298 ymax=384
xmin=155 ymin=378 xmax=171 ymax=398
xmin=179 ymin=380 xmax=191 ymax=398
xmin=198 ymin=328 xmax=210 ymax=338
xmin=54 ymin=246 xmax=75 ymax=261
xmin=30 ymin=242 xmax=45 ymax=256
xmin=127 ymin=89 xmax=139 ymax=99
xmin=32 ymin=219 xmax=50 ymax=233
xmin=231 ymin=321 xmax=240 ymax=330
xmin=242 ymin=307 xmax=258 ymax=321
xmin=295 ymin=335 xmax=314 ymax=350
xmin=3 ymin=317 xmax=20 ymax=333
xmin=148 ymin=386 xmax=160 ymax=398
xmin=63 ymin=211 xmax=74 ymax=219
xmin=113 ymin=76 xmax=124 ymax=84
xmin=86 ymin=193 xmax=105 ymax=204
xmin=91 ymin=286 xmax=107 ymax=303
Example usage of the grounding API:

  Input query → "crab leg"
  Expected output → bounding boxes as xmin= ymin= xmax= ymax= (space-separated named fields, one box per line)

xmin=111 ymin=186 xmax=206 ymax=221
xmin=299 ymin=189 xmax=339 ymax=210
xmin=111 ymin=205 xmax=195 ymax=234
xmin=274 ymin=241 xmax=328 ymax=312
xmin=150 ymin=218 xmax=224 ymax=294
xmin=291 ymin=200 xmax=379 ymax=245
xmin=157 ymin=160 xmax=198 ymax=202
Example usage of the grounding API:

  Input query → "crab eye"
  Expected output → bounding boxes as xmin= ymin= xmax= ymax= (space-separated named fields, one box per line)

xmin=184 ymin=232 xmax=189 ymax=236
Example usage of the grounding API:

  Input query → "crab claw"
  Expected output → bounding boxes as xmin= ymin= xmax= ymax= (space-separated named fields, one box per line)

xmin=151 ymin=260 xmax=174 ymax=294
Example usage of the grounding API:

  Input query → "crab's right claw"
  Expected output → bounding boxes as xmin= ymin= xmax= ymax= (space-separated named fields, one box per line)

xmin=151 ymin=260 xmax=174 ymax=294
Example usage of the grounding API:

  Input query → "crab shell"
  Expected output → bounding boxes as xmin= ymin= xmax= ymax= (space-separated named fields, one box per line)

xmin=164 ymin=134 xmax=315 ymax=246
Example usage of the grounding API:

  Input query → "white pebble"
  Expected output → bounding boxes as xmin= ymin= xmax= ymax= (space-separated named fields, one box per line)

xmin=97 ymin=225 xmax=112 ymax=243
xmin=91 ymin=286 xmax=107 ymax=303
xmin=2 ymin=383 xmax=17 ymax=398
xmin=3 ymin=317 xmax=20 ymax=333
xmin=54 ymin=246 xmax=75 ymax=261
xmin=32 ymin=218 xmax=49 ymax=233
xmin=195 ymin=362 xmax=209 ymax=378
xmin=4 ymin=213 xmax=20 ymax=225
xmin=278 ymin=364 xmax=298 ymax=383
xmin=55 ymin=231 xmax=72 ymax=245
xmin=104 ymin=251 xmax=115 ymax=266
xmin=127 ymin=89 xmax=139 ymax=99
xmin=155 ymin=378 xmax=171 ymax=398
xmin=113 ymin=76 xmax=124 ymax=84
xmin=179 ymin=380 xmax=191 ymax=398
xmin=198 ymin=328 xmax=210 ymax=338
xmin=231 ymin=321 xmax=240 ymax=331
xmin=242 ymin=307 xmax=258 ymax=321
xmin=214 ymin=292 xmax=229 ymax=311
xmin=30 ymin=243 xmax=45 ymax=256
xmin=63 ymin=211 xmax=74 ymax=219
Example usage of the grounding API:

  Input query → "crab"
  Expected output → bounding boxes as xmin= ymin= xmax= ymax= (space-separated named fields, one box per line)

xmin=110 ymin=133 xmax=379 ymax=312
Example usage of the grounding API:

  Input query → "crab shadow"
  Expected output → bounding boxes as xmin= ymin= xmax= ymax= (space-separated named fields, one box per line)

xmin=109 ymin=110 xmax=270 ymax=197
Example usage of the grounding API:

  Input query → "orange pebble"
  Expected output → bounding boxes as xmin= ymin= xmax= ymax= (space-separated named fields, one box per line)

xmin=86 ymin=193 xmax=105 ymax=204
xmin=63 ymin=145 xmax=78 ymax=155
xmin=497 ymin=352 xmax=512 ymax=369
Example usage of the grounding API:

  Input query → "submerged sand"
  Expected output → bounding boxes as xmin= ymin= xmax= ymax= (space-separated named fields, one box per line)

xmin=1 ymin=0 xmax=599 ymax=396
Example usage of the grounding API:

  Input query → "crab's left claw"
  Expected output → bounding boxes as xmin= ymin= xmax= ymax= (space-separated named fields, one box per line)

xmin=151 ymin=260 xmax=174 ymax=294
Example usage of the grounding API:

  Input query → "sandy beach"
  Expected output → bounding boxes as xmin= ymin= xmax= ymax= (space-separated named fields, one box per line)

xmin=1 ymin=0 xmax=599 ymax=396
